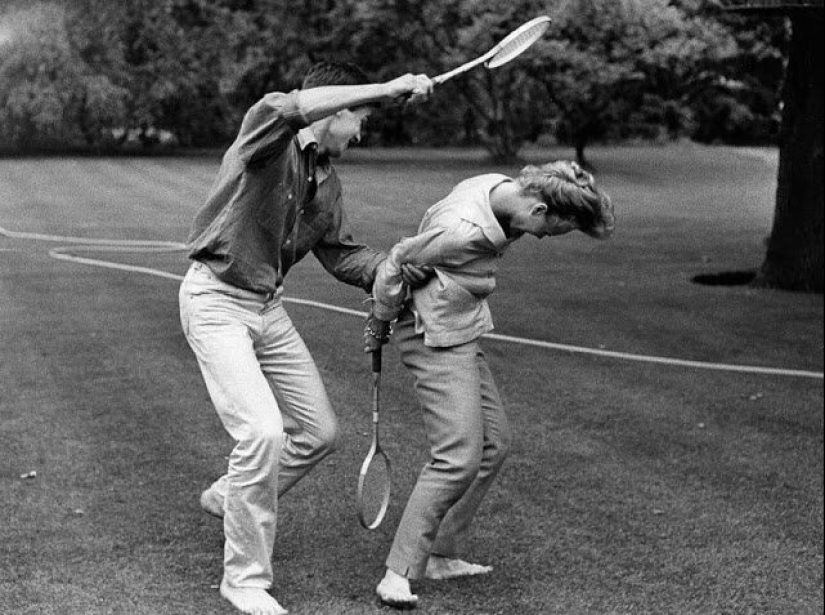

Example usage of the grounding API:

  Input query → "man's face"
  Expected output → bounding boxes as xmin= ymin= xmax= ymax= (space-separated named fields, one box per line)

xmin=323 ymin=107 xmax=372 ymax=158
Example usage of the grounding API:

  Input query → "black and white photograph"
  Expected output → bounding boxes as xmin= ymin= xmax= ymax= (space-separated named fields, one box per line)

xmin=1 ymin=1 xmax=822 ymax=613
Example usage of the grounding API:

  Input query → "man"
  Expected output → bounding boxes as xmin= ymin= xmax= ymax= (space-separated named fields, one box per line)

xmin=363 ymin=161 xmax=615 ymax=608
xmin=179 ymin=62 xmax=432 ymax=615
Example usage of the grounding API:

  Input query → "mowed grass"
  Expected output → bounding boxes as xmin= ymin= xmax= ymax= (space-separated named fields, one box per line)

xmin=0 ymin=144 xmax=822 ymax=615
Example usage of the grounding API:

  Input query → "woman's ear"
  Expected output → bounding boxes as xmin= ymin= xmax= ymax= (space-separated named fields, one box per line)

xmin=531 ymin=202 xmax=548 ymax=216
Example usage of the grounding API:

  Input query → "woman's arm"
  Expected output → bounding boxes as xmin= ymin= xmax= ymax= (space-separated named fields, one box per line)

xmin=371 ymin=222 xmax=488 ymax=321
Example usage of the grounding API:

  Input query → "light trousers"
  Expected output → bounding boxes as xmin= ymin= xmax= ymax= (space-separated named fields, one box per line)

xmin=179 ymin=262 xmax=338 ymax=589
xmin=386 ymin=310 xmax=512 ymax=580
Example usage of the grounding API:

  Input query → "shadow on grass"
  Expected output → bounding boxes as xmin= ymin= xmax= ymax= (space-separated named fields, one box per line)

xmin=692 ymin=270 xmax=757 ymax=286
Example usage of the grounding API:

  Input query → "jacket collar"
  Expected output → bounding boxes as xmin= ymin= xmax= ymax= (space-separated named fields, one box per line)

xmin=460 ymin=176 xmax=511 ymax=251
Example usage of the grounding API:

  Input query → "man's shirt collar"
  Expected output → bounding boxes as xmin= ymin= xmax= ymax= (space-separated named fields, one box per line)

xmin=297 ymin=127 xmax=317 ymax=151
xmin=297 ymin=127 xmax=331 ymax=183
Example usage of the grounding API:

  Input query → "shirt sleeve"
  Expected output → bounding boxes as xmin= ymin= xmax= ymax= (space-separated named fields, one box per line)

xmin=371 ymin=221 xmax=488 ymax=322
xmin=311 ymin=193 xmax=386 ymax=292
xmin=236 ymin=90 xmax=308 ymax=168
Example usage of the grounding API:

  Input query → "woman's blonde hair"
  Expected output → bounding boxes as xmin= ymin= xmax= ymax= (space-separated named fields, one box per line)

xmin=517 ymin=161 xmax=615 ymax=238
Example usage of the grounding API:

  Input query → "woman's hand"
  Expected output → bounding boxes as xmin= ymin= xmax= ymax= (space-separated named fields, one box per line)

xmin=400 ymin=263 xmax=434 ymax=289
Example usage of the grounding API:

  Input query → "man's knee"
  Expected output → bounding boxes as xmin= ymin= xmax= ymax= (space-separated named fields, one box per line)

xmin=231 ymin=419 xmax=284 ymax=479
xmin=306 ymin=415 xmax=340 ymax=459
xmin=245 ymin=419 xmax=284 ymax=456
xmin=319 ymin=419 xmax=340 ymax=456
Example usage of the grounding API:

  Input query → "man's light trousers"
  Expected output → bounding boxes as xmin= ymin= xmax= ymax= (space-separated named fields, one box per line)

xmin=179 ymin=262 xmax=338 ymax=589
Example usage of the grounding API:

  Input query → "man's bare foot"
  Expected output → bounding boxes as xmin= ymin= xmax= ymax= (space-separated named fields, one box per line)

xmin=199 ymin=484 xmax=224 ymax=518
xmin=424 ymin=556 xmax=493 ymax=580
xmin=219 ymin=578 xmax=287 ymax=615
xmin=376 ymin=569 xmax=418 ymax=609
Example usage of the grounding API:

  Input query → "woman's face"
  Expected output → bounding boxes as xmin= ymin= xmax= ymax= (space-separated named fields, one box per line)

xmin=511 ymin=197 xmax=579 ymax=239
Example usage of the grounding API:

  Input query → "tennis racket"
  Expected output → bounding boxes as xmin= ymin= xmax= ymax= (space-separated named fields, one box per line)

xmin=357 ymin=347 xmax=391 ymax=530
xmin=433 ymin=15 xmax=552 ymax=85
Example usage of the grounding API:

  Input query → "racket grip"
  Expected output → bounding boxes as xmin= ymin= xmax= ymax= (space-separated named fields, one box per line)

xmin=372 ymin=347 xmax=382 ymax=373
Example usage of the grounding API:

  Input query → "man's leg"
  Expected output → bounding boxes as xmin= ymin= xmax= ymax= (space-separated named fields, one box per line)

xmin=179 ymin=264 xmax=287 ymax=615
xmin=257 ymin=300 xmax=338 ymax=495
xmin=196 ymin=300 xmax=338 ymax=516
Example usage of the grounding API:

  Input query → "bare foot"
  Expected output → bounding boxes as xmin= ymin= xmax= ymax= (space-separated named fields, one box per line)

xmin=199 ymin=485 xmax=225 ymax=518
xmin=219 ymin=578 xmax=288 ymax=615
xmin=424 ymin=556 xmax=492 ymax=580
xmin=376 ymin=569 xmax=418 ymax=609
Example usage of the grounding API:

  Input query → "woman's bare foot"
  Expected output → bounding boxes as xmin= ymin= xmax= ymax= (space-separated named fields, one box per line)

xmin=376 ymin=568 xmax=418 ymax=609
xmin=424 ymin=556 xmax=492 ymax=580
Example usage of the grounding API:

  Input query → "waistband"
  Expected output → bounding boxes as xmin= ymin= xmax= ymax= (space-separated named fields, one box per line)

xmin=188 ymin=261 xmax=283 ymax=303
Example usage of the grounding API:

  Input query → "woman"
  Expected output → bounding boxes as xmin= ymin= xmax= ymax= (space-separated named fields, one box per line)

xmin=363 ymin=161 xmax=615 ymax=608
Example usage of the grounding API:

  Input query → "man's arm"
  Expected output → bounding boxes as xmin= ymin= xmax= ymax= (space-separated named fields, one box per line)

xmin=298 ymin=74 xmax=432 ymax=123
xmin=311 ymin=192 xmax=386 ymax=292
xmin=238 ymin=92 xmax=306 ymax=167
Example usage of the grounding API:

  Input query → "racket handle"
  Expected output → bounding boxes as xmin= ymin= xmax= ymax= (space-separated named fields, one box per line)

xmin=372 ymin=347 xmax=382 ymax=373
xmin=432 ymin=54 xmax=489 ymax=85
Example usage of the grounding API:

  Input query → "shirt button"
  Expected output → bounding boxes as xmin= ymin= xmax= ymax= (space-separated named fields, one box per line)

xmin=287 ymin=192 xmax=294 ymax=199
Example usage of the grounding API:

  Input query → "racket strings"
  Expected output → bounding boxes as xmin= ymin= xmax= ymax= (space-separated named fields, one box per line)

xmin=360 ymin=454 xmax=391 ymax=527
xmin=488 ymin=24 xmax=549 ymax=68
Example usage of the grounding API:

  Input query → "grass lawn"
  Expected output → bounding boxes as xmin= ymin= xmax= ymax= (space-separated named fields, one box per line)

xmin=0 ymin=144 xmax=822 ymax=615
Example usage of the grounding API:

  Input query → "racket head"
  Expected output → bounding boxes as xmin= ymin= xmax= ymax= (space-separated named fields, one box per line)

xmin=485 ymin=15 xmax=551 ymax=69
xmin=357 ymin=445 xmax=391 ymax=530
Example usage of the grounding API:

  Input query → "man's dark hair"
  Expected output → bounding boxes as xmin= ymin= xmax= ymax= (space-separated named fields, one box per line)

xmin=302 ymin=61 xmax=371 ymax=89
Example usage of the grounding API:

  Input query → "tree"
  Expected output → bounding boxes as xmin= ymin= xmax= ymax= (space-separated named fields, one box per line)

xmin=684 ymin=4 xmax=788 ymax=144
xmin=99 ymin=0 xmax=233 ymax=147
xmin=535 ymin=0 xmax=737 ymax=167
xmin=0 ymin=1 xmax=128 ymax=150
xmin=216 ymin=0 xmax=341 ymax=113
xmin=321 ymin=0 xmax=556 ymax=162
xmin=760 ymin=8 xmax=823 ymax=291
xmin=714 ymin=0 xmax=823 ymax=292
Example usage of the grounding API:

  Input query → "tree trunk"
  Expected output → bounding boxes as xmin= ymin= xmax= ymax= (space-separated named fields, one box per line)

xmin=755 ymin=12 xmax=824 ymax=292
xmin=483 ymin=79 xmax=522 ymax=164
xmin=575 ymin=141 xmax=592 ymax=170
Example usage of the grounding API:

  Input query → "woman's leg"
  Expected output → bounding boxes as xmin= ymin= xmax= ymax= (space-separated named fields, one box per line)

xmin=385 ymin=316 xmax=485 ymax=581
xmin=429 ymin=346 xmax=512 ymax=564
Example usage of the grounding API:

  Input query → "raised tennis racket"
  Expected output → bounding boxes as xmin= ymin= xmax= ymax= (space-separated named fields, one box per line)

xmin=433 ymin=15 xmax=552 ymax=85
xmin=357 ymin=347 xmax=391 ymax=530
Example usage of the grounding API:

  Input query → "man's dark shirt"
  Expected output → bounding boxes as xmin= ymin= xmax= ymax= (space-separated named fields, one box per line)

xmin=187 ymin=89 xmax=384 ymax=294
